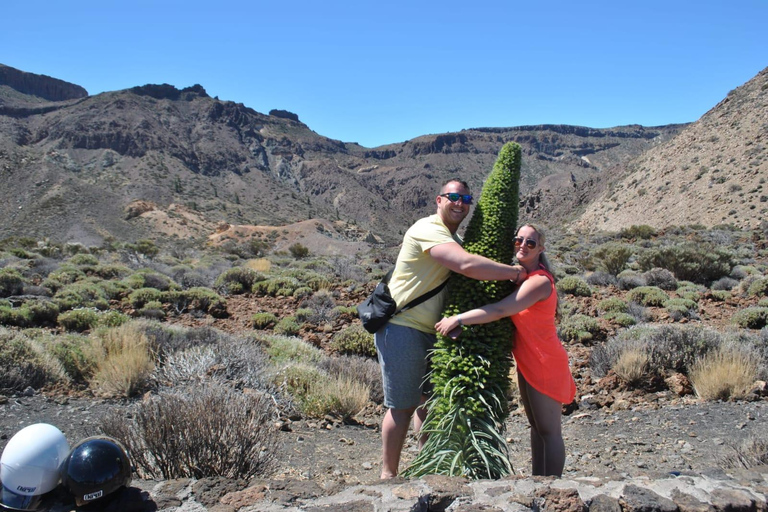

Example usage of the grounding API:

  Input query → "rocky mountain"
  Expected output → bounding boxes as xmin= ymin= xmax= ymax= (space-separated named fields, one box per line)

xmin=0 ymin=64 xmax=87 ymax=104
xmin=1 ymin=63 xmax=764 ymax=252
xmin=576 ymin=66 xmax=768 ymax=232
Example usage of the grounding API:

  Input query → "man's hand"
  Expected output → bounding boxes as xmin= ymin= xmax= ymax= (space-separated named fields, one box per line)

xmin=512 ymin=265 xmax=527 ymax=284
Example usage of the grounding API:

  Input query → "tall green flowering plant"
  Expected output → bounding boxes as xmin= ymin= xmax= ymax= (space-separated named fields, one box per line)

xmin=403 ymin=141 xmax=522 ymax=479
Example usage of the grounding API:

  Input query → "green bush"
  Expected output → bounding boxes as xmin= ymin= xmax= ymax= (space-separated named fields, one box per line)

xmin=214 ymin=267 xmax=262 ymax=295
xmin=665 ymin=297 xmax=697 ymax=309
xmin=626 ymin=286 xmax=669 ymax=307
xmin=294 ymin=308 xmax=314 ymax=322
xmin=46 ymin=333 xmax=96 ymax=382
xmin=619 ymin=225 xmax=656 ymax=240
xmin=557 ymin=314 xmax=602 ymax=344
xmin=91 ymin=264 xmax=131 ymax=280
xmin=9 ymin=248 xmax=34 ymax=259
xmin=274 ymin=316 xmax=301 ymax=336
xmin=747 ymin=278 xmax=768 ymax=298
xmin=98 ymin=310 xmax=131 ymax=327
xmin=333 ymin=305 xmax=358 ymax=316
xmin=677 ymin=282 xmax=705 ymax=302
xmin=637 ymin=244 xmax=733 ymax=284
xmin=597 ymin=297 xmax=628 ymax=314
xmin=53 ymin=282 xmax=109 ymax=311
xmin=0 ymin=328 xmax=67 ymax=391
xmin=292 ymin=286 xmax=313 ymax=299
xmin=592 ymin=242 xmax=634 ymax=276
xmin=330 ymin=325 xmax=376 ymax=358
xmin=26 ymin=300 xmax=60 ymax=325
xmin=57 ymin=308 xmax=100 ymax=332
xmin=163 ymin=288 xmax=228 ymax=318
xmin=44 ymin=266 xmax=87 ymax=288
xmin=0 ymin=268 xmax=25 ymax=297
xmin=139 ymin=300 xmax=166 ymax=320
xmin=557 ymin=276 xmax=592 ymax=297
xmin=0 ymin=305 xmax=32 ymax=327
xmin=288 ymin=243 xmax=310 ymax=259
xmin=732 ymin=307 xmax=768 ymax=329
xmin=711 ymin=290 xmax=732 ymax=302
xmin=603 ymin=311 xmax=637 ymax=327
xmin=252 ymin=312 xmax=277 ymax=329
xmin=68 ymin=254 xmax=100 ymax=266
xmin=265 ymin=335 xmax=325 ymax=365
xmin=252 ymin=277 xmax=301 ymax=297
xmin=128 ymin=287 xmax=164 ymax=309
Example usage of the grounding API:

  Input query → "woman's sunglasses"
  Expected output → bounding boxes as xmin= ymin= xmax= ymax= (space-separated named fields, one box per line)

xmin=514 ymin=236 xmax=538 ymax=249
xmin=439 ymin=193 xmax=473 ymax=205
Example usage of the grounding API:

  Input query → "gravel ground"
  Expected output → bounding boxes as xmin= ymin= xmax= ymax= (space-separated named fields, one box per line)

xmin=3 ymin=392 xmax=766 ymax=489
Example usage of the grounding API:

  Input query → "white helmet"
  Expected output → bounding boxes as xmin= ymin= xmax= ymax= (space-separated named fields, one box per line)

xmin=0 ymin=423 xmax=70 ymax=510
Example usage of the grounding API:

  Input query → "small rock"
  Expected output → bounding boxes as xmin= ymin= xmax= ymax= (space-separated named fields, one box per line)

xmin=361 ymin=462 xmax=373 ymax=470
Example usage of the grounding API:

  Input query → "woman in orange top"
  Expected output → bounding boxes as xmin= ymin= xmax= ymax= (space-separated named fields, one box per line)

xmin=435 ymin=224 xmax=576 ymax=477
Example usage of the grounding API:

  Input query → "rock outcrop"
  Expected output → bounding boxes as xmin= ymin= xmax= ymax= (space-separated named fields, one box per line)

xmin=0 ymin=63 xmax=88 ymax=101
xmin=41 ymin=469 xmax=768 ymax=511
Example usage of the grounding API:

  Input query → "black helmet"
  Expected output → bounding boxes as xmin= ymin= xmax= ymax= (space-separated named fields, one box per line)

xmin=60 ymin=436 xmax=132 ymax=507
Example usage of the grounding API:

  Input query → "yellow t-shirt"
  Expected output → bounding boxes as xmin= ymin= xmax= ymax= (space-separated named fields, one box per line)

xmin=388 ymin=214 xmax=461 ymax=333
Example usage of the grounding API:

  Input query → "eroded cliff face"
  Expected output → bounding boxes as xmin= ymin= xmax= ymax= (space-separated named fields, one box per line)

xmin=0 ymin=64 xmax=88 ymax=102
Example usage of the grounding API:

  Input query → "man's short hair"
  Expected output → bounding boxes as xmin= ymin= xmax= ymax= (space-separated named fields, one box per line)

xmin=441 ymin=178 xmax=470 ymax=193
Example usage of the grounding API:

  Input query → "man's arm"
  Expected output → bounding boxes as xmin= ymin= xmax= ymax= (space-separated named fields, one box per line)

xmin=428 ymin=242 xmax=526 ymax=283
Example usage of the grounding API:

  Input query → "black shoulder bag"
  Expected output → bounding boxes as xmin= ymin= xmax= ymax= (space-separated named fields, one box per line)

xmin=357 ymin=268 xmax=449 ymax=334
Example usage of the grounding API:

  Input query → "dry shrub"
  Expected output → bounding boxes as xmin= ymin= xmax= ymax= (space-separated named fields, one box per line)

xmin=100 ymin=383 xmax=278 ymax=479
xmin=612 ymin=348 xmax=649 ymax=386
xmin=300 ymin=374 xmax=370 ymax=421
xmin=689 ymin=344 xmax=759 ymax=400
xmin=154 ymin=345 xmax=218 ymax=385
xmin=245 ymin=258 xmax=271 ymax=272
xmin=152 ymin=329 xmax=273 ymax=393
xmin=318 ymin=355 xmax=383 ymax=404
xmin=89 ymin=323 xmax=155 ymax=397
xmin=719 ymin=436 xmax=768 ymax=469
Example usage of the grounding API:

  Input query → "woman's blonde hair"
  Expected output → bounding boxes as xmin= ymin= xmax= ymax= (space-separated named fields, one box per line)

xmin=517 ymin=224 xmax=560 ymax=321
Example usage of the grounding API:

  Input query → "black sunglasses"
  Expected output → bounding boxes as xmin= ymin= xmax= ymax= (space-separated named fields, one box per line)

xmin=439 ymin=193 xmax=473 ymax=205
xmin=514 ymin=236 xmax=538 ymax=249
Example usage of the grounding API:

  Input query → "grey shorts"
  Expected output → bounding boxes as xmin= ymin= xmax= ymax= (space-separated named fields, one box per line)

xmin=374 ymin=323 xmax=435 ymax=409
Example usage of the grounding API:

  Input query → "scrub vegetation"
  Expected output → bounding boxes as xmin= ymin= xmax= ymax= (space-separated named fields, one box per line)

xmin=1 ymin=217 xmax=768 ymax=480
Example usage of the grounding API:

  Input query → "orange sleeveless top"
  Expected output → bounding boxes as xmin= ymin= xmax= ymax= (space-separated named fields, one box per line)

xmin=511 ymin=268 xmax=576 ymax=404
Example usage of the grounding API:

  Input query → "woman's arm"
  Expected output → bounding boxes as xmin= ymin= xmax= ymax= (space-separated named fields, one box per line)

xmin=435 ymin=274 xmax=552 ymax=336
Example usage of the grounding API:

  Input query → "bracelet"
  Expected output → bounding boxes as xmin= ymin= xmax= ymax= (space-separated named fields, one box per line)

xmin=457 ymin=315 xmax=464 ymax=327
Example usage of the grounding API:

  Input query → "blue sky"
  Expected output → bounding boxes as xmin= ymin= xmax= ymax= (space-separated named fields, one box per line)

xmin=3 ymin=1 xmax=766 ymax=148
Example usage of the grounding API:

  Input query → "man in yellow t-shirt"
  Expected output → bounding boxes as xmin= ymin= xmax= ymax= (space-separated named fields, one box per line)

xmin=375 ymin=178 xmax=526 ymax=479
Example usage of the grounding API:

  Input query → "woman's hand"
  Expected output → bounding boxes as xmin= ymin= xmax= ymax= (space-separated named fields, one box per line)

xmin=435 ymin=316 xmax=461 ymax=337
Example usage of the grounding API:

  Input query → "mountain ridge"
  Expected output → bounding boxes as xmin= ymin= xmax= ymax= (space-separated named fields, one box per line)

xmin=1 ymin=63 xmax=764 ymax=252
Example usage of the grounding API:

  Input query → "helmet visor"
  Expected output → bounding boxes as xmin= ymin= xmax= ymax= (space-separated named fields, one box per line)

xmin=0 ymin=484 xmax=44 ymax=511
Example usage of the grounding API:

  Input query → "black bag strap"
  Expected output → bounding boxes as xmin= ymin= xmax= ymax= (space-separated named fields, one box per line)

xmin=381 ymin=267 xmax=450 ymax=315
